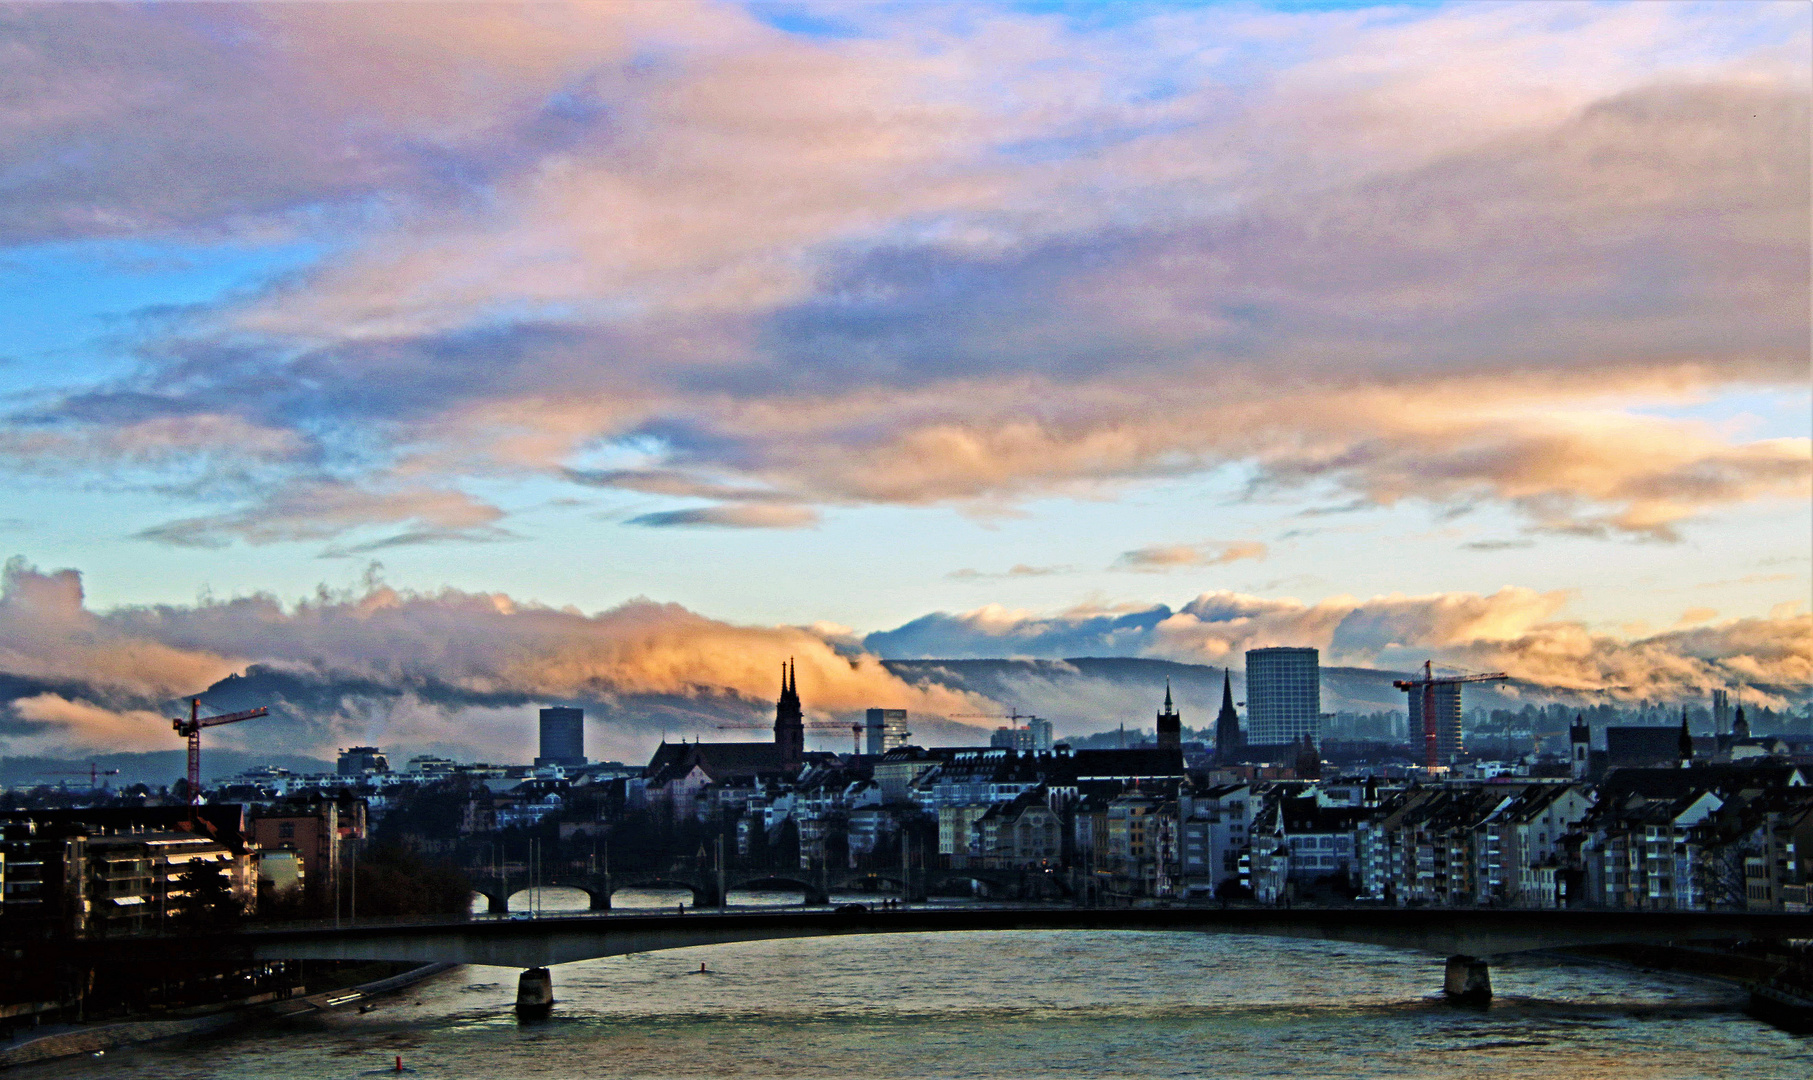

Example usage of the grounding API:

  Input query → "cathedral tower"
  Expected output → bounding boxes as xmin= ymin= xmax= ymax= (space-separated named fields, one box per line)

xmin=775 ymin=659 xmax=804 ymax=767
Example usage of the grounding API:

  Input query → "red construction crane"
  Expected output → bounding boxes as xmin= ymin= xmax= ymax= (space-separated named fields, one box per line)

xmin=171 ymin=698 xmax=268 ymax=807
xmin=1393 ymin=661 xmax=1508 ymax=769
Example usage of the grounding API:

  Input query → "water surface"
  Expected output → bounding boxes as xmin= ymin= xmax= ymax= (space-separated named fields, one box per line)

xmin=34 ymin=925 xmax=1808 ymax=1080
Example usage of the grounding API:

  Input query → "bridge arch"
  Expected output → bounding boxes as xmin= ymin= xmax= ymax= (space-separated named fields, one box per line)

xmin=834 ymin=872 xmax=908 ymax=895
xmin=926 ymin=874 xmax=1000 ymax=900
xmin=608 ymin=878 xmax=711 ymax=909
xmin=727 ymin=876 xmax=830 ymax=907
xmin=519 ymin=882 xmax=610 ymax=913
xmin=469 ymin=888 xmax=509 ymax=915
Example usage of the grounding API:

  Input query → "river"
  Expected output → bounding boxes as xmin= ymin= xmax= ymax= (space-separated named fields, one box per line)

xmin=27 ymin=889 xmax=1813 ymax=1079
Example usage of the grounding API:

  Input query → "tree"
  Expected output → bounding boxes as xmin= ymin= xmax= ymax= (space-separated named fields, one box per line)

xmin=177 ymin=859 xmax=239 ymax=930
xmin=351 ymin=845 xmax=473 ymax=918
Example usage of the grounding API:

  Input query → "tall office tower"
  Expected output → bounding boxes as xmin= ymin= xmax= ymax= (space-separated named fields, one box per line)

xmin=990 ymin=718 xmax=1055 ymax=753
xmin=865 ymin=708 xmax=910 ymax=755
xmin=1711 ymin=689 xmax=1731 ymax=735
xmin=1155 ymin=682 xmax=1182 ymax=749
xmin=1214 ymin=669 xmax=1243 ymax=759
xmin=536 ymin=707 xmax=585 ymax=768
xmin=1569 ymin=715 xmax=1592 ymax=779
xmin=775 ymin=659 xmax=805 ymax=766
xmin=1244 ymin=647 xmax=1321 ymax=748
xmin=1405 ymin=682 xmax=1464 ymax=764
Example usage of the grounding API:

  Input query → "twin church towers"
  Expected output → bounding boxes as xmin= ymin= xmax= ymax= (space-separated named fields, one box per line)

xmin=1155 ymin=671 xmax=1245 ymax=758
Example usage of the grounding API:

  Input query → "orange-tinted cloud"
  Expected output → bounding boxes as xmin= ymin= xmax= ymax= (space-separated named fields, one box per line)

xmin=1115 ymin=541 xmax=1268 ymax=572
xmin=1 ymin=3 xmax=1807 ymax=545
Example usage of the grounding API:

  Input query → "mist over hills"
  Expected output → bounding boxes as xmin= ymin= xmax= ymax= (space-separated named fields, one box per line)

xmin=0 ymin=751 xmax=334 ymax=791
xmin=0 ymin=653 xmax=1775 ymax=790
xmin=882 ymin=657 xmax=1554 ymax=739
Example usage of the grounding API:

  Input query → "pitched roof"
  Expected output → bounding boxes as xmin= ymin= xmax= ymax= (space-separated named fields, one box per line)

xmin=644 ymin=740 xmax=796 ymax=786
xmin=1064 ymin=748 xmax=1186 ymax=781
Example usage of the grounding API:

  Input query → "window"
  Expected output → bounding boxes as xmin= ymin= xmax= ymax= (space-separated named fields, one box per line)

xmin=278 ymin=822 xmax=295 ymax=840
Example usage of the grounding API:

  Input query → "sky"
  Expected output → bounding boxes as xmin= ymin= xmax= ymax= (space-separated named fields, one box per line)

xmin=0 ymin=1 xmax=1807 ymax=764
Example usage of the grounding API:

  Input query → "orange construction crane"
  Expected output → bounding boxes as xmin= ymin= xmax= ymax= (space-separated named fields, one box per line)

xmin=1393 ymin=661 xmax=1507 ymax=769
xmin=171 ymin=698 xmax=268 ymax=807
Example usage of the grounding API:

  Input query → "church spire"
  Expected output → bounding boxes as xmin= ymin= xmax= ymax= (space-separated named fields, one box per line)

xmin=775 ymin=656 xmax=804 ymax=767
xmin=1215 ymin=668 xmax=1243 ymax=762
xmin=1155 ymin=678 xmax=1181 ymax=749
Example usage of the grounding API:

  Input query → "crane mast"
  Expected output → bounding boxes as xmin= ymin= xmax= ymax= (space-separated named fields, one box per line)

xmin=1392 ymin=661 xmax=1508 ymax=769
xmin=171 ymin=698 xmax=269 ymax=807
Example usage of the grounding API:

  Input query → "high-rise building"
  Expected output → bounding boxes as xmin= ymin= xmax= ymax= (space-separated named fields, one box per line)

xmin=1711 ymin=688 xmax=1731 ymax=734
xmin=336 ymin=746 xmax=389 ymax=776
xmin=1405 ymin=682 xmax=1463 ymax=764
xmin=775 ymin=660 xmax=804 ymax=766
xmin=865 ymin=708 xmax=910 ymax=755
xmin=989 ymin=718 xmax=1054 ymax=753
xmin=1244 ymin=647 xmax=1320 ymax=748
xmin=1214 ymin=669 xmax=1243 ymax=760
xmin=1155 ymin=682 xmax=1181 ymax=749
xmin=536 ymin=707 xmax=585 ymax=768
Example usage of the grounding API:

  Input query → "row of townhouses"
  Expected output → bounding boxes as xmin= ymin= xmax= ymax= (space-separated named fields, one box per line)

xmin=636 ymin=735 xmax=1813 ymax=910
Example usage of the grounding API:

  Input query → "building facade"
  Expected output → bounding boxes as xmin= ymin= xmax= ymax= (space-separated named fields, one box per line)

xmin=1406 ymin=683 xmax=1464 ymax=765
xmin=536 ymin=707 xmax=586 ymax=768
xmin=1245 ymin=647 xmax=1321 ymax=748
xmin=865 ymin=709 xmax=910 ymax=755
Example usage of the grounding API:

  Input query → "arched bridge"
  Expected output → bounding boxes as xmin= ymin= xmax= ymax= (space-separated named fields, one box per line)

xmin=146 ymin=905 xmax=1813 ymax=973
xmin=467 ymin=867 xmax=1040 ymax=912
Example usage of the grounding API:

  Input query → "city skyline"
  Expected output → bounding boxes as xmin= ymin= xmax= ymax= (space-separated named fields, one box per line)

xmin=0 ymin=1 xmax=1806 ymax=765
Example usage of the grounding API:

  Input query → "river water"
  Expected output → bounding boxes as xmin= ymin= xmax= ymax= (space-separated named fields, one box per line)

xmin=31 ymin=889 xmax=1813 ymax=1080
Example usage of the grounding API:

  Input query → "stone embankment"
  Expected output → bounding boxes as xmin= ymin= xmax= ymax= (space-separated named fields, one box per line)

xmin=0 ymin=962 xmax=458 ymax=1070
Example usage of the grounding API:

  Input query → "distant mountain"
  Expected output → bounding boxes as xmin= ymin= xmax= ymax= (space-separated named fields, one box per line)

xmin=0 ymin=750 xmax=335 ymax=791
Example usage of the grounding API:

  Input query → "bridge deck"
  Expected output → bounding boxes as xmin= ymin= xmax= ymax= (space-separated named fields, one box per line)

xmin=186 ymin=905 xmax=1813 ymax=969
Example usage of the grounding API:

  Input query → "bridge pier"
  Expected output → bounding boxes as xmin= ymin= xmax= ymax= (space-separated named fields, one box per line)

xmin=515 ymin=967 xmax=554 ymax=1019
xmin=588 ymin=889 xmax=611 ymax=912
xmin=1443 ymin=955 xmax=1491 ymax=1007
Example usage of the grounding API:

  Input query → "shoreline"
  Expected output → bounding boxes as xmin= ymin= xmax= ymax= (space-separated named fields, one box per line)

xmin=0 ymin=961 xmax=460 ymax=1071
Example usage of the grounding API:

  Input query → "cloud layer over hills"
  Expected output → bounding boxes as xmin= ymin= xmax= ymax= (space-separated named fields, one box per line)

xmin=0 ymin=559 xmax=1801 ymax=764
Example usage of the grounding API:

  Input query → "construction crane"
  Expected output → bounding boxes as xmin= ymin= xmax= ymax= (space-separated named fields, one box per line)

xmin=951 ymin=709 xmax=1039 ymax=725
xmin=171 ymin=698 xmax=268 ymax=807
xmin=1392 ymin=662 xmax=1507 ymax=769
xmin=33 ymin=763 xmax=121 ymax=789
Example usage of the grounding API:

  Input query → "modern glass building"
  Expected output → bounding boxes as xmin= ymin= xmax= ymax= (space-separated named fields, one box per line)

xmin=1244 ymin=647 xmax=1321 ymax=747
xmin=865 ymin=708 xmax=910 ymax=755
xmin=536 ymin=706 xmax=586 ymax=768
